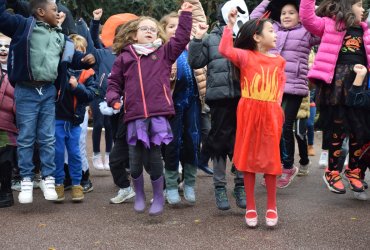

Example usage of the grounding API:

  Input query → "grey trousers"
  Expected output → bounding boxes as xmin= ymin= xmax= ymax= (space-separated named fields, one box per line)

xmin=213 ymin=157 xmax=243 ymax=187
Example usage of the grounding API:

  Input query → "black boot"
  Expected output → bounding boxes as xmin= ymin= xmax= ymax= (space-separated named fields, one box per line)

xmin=0 ymin=172 xmax=14 ymax=208
xmin=0 ymin=190 xmax=14 ymax=208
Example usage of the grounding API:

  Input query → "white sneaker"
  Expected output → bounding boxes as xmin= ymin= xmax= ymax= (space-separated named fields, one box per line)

xmin=319 ymin=151 xmax=328 ymax=169
xmin=92 ymin=153 xmax=104 ymax=170
xmin=18 ymin=178 xmax=33 ymax=204
xmin=104 ymin=154 xmax=110 ymax=171
xmin=110 ymin=187 xmax=135 ymax=204
xmin=39 ymin=176 xmax=58 ymax=201
xmin=298 ymin=161 xmax=311 ymax=176
xmin=353 ymin=190 xmax=368 ymax=201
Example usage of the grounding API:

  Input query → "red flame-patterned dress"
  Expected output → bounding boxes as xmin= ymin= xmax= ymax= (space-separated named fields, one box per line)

xmin=219 ymin=27 xmax=286 ymax=175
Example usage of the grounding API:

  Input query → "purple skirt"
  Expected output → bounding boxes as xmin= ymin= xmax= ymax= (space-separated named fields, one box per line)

xmin=127 ymin=116 xmax=173 ymax=148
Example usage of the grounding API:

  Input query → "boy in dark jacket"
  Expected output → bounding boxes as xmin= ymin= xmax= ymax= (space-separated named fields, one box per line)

xmin=54 ymin=34 xmax=98 ymax=202
xmin=0 ymin=0 xmax=95 ymax=204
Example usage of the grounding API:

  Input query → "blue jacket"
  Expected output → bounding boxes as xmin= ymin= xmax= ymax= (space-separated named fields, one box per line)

xmin=0 ymin=0 xmax=93 ymax=99
xmin=56 ymin=69 xmax=98 ymax=125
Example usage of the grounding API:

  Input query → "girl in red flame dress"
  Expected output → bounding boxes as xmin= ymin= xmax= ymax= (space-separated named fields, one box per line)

xmin=219 ymin=10 xmax=286 ymax=228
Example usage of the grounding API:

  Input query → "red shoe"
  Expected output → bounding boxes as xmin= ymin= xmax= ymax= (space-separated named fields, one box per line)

xmin=323 ymin=170 xmax=346 ymax=194
xmin=344 ymin=168 xmax=364 ymax=193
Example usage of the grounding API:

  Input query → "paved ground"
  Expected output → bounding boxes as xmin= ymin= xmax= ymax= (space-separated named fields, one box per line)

xmin=1 ymin=131 xmax=370 ymax=250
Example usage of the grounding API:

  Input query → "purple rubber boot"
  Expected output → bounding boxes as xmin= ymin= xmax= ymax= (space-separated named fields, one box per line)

xmin=132 ymin=173 xmax=145 ymax=213
xmin=149 ymin=176 xmax=164 ymax=216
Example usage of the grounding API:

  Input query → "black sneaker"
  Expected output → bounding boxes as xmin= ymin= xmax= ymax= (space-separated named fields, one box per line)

xmin=81 ymin=179 xmax=94 ymax=193
xmin=0 ymin=191 xmax=14 ymax=208
xmin=232 ymin=185 xmax=246 ymax=209
xmin=214 ymin=187 xmax=230 ymax=210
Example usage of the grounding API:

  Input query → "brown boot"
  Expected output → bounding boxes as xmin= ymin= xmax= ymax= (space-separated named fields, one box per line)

xmin=71 ymin=185 xmax=84 ymax=202
xmin=307 ymin=145 xmax=315 ymax=156
xmin=55 ymin=185 xmax=65 ymax=202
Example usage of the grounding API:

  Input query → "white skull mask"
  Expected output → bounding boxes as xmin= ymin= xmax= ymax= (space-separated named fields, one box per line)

xmin=0 ymin=37 xmax=10 ymax=65
xmin=221 ymin=0 xmax=249 ymax=35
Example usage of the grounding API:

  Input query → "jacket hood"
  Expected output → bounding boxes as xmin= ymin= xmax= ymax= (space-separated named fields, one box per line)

xmin=101 ymin=13 xmax=138 ymax=47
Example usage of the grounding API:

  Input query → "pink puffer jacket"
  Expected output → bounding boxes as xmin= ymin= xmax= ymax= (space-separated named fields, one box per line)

xmin=300 ymin=0 xmax=370 ymax=84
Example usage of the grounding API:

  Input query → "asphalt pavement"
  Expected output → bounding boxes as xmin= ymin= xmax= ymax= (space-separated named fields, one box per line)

xmin=1 ymin=131 xmax=370 ymax=250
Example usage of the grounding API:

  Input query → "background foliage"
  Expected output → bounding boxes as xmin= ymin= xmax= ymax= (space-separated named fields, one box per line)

xmin=61 ymin=0 xmax=262 ymax=24
xmin=61 ymin=0 xmax=368 ymax=24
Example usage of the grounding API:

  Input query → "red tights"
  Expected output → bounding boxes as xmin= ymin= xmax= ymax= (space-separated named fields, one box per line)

xmin=244 ymin=172 xmax=277 ymax=219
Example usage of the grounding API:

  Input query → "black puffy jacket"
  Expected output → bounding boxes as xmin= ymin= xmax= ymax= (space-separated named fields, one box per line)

xmin=188 ymin=24 xmax=240 ymax=102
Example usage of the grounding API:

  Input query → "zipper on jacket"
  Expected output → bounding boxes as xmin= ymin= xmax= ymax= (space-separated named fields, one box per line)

xmin=163 ymin=84 xmax=171 ymax=105
xmin=137 ymin=57 xmax=148 ymax=117
xmin=129 ymin=46 xmax=149 ymax=118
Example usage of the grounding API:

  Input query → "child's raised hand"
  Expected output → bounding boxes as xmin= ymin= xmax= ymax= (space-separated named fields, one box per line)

xmin=57 ymin=11 xmax=66 ymax=26
xmin=227 ymin=8 xmax=237 ymax=29
xmin=81 ymin=54 xmax=96 ymax=65
xmin=353 ymin=64 xmax=368 ymax=86
xmin=93 ymin=8 xmax=103 ymax=21
xmin=353 ymin=64 xmax=368 ymax=77
xmin=195 ymin=23 xmax=209 ymax=39
xmin=181 ymin=2 xmax=193 ymax=12
xmin=69 ymin=76 xmax=78 ymax=89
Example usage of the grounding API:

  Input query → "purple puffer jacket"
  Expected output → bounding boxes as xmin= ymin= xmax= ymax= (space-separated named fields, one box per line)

xmin=251 ymin=0 xmax=320 ymax=96
xmin=106 ymin=11 xmax=192 ymax=123
xmin=0 ymin=70 xmax=17 ymax=134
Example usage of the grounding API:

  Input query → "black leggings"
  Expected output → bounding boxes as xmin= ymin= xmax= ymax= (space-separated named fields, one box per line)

xmin=91 ymin=98 xmax=113 ymax=153
xmin=328 ymin=120 xmax=361 ymax=172
xmin=281 ymin=94 xmax=303 ymax=169
xmin=129 ymin=143 xmax=163 ymax=181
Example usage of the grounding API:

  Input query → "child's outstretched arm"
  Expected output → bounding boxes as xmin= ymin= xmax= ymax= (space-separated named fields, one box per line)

xmin=90 ymin=8 xmax=104 ymax=49
xmin=0 ymin=0 xmax=24 ymax=38
xmin=299 ymin=0 xmax=325 ymax=37
xmin=218 ymin=8 xmax=245 ymax=68
xmin=164 ymin=2 xmax=193 ymax=63
xmin=346 ymin=65 xmax=370 ymax=108
xmin=106 ymin=56 xmax=124 ymax=109
xmin=188 ymin=23 xmax=209 ymax=69
xmin=250 ymin=0 xmax=270 ymax=19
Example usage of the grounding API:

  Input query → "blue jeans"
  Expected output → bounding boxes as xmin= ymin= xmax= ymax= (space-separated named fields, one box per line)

xmin=14 ymin=83 xmax=56 ymax=179
xmin=55 ymin=120 xmax=82 ymax=185
xmin=164 ymin=97 xmax=201 ymax=171
xmin=307 ymin=106 xmax=316 ymax=146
